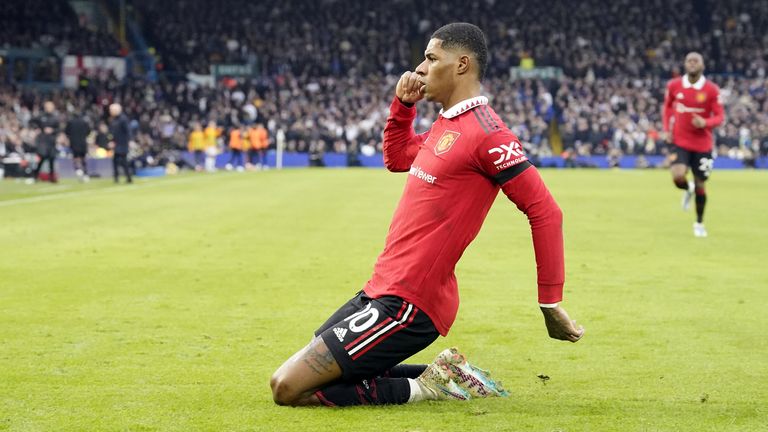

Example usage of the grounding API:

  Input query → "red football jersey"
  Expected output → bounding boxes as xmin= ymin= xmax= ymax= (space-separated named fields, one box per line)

xmin=663 ymin=75 xmax=724 ymax=152
xmin=364 ymin=96 xmax=565 ymax=336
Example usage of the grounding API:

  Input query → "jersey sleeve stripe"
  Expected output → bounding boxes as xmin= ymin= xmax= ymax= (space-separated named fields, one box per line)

xmin=472 ymin=109 xmax=491 ymax=134
xmin=493 ymin=160 xmax=532 ymax=185
xmin=479 ymin=106 xmax=501 ymax=131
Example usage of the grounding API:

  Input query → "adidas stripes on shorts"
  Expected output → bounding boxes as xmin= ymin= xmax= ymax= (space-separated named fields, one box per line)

xmin=315 ymin=291 xmax=439 ymax=381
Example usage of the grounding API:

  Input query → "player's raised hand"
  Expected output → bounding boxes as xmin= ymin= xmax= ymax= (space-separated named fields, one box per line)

xmin=540 ymin=305 xmax=584 ymax=343
xmin=396 ymin=71 xmax=425 ymax=105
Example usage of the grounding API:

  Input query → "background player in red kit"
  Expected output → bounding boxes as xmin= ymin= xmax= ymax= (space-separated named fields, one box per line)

xmin=662 ymin=52 xmax=724 ymax=237
xmin=270 ymin=23 xmax=584 ymax=407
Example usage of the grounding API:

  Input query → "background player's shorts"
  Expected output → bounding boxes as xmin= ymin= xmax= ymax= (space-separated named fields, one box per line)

xmin=315 ymin=291 xmax=439 ymax=381
xmin=672 ymin=145 xmax=714 ymax=180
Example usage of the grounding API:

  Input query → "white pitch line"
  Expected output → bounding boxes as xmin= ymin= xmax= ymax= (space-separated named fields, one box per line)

xmin=0 ymin=174 xmax=216 ymax=207
xmin=35 ymin=185 xmax=73 ymax=193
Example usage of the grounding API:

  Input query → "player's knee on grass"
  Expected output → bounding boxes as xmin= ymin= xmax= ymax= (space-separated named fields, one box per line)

xmin=270 ymin=370 xmax=304 ymax=406
xmin=270 ymin=338 xmax=339 ymax=406
xmin=269 ymin=370 xmax=288 ymax=405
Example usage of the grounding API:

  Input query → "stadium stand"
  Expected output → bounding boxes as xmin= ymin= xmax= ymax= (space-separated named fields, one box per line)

xmin=1 ymin=0 xmax=766 ymax=177
xmin=0 ymin=0 xmax=122 ymax=56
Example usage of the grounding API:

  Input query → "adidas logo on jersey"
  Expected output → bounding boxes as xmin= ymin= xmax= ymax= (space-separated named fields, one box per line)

xmin=333 ymin=327 xmax=348 ymax=342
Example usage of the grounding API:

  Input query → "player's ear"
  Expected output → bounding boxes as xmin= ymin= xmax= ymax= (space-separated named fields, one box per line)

xmin=456 ymin=54 xmax=470 ymax=76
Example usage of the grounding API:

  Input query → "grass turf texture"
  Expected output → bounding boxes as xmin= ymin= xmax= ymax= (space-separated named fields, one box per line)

xmin=1 ymin=169 xmax=766 ymax=431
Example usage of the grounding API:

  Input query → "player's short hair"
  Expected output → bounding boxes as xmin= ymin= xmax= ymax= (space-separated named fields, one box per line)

xmin=432 ymin=22 xmax=488 ymax=81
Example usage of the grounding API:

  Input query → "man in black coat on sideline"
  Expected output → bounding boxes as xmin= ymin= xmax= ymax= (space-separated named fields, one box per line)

xmin=65 ymin=114 xmax=91 ymax=181
xmin=32 ymin=101 xmax=60 ymax=183
xmin=109 ymin=103 xmax=132 ymax=184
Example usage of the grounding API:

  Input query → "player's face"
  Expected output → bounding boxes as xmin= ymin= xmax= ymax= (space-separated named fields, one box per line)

xmin=415 ymin=39 xmax=458 ymax=103
xmin=684 ymin=54 xmax=704 ymax=76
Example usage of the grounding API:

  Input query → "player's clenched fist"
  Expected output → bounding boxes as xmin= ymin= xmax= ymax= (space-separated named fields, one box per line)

xmin=540 ymin=305 xmax=584 ymax=343
xmin=396 ymin=71 xmax=426 ymax=105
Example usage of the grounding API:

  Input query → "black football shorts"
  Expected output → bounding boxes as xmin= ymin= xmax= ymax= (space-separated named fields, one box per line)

xmin=315 ymin=291 xmax=439 ymax=381
xmin=672 ymin=146 xmax=714 ymax=180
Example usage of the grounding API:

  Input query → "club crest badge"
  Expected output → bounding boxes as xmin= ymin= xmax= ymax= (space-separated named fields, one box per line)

xmin=434 ymin=130 xmax=461 ymax=155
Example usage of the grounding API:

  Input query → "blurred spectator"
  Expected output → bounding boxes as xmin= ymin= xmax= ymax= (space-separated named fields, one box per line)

xmin=247 ymin=122 xmax=268 ymax=170
xmin=203 ymin=120 xmax=221 ymax=172
xmin=30 ymin=101 xmax=59 ymax=183
xmin=226 ymin=125 xmax=246 ymax=171
xmin=187 ymin=122 xmax=205 ymax=171
xmin=64 ymin=113 xmax=91 ymax=181
xmin=108 ymin=103 xmax=133 ymax=183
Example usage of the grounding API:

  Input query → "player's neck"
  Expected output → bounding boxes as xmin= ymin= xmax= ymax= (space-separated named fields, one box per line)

xmin=686 ymin=73 xmax=702 ymax=83
xmin=441 ymin=83 xmax=482 ymax=113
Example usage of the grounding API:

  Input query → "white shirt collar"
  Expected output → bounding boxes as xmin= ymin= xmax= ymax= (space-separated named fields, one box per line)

xmin=439 ymin=96 xmax=489 ymax=119
xmin=682 ymin=74 xmax=706 ymax=90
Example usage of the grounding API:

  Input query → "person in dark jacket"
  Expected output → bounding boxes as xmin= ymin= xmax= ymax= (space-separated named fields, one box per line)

xmin=65 ymin=114 xmax=91 ymax=181
xmin=32 ymin=101 xmax=59 ymax=183
xmin=95 ymin=122 xmax=110 ymax=150
xmin=109 ymin=103 xmax=132 ymax=184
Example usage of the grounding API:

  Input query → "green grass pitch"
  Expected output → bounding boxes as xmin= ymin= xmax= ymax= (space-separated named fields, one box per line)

xmin=1 ymin=168 xmax=766 ymax=431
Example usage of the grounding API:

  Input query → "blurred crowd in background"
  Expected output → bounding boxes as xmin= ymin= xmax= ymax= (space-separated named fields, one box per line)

xmin=1 ymin=0 xmax=767 ymax=178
